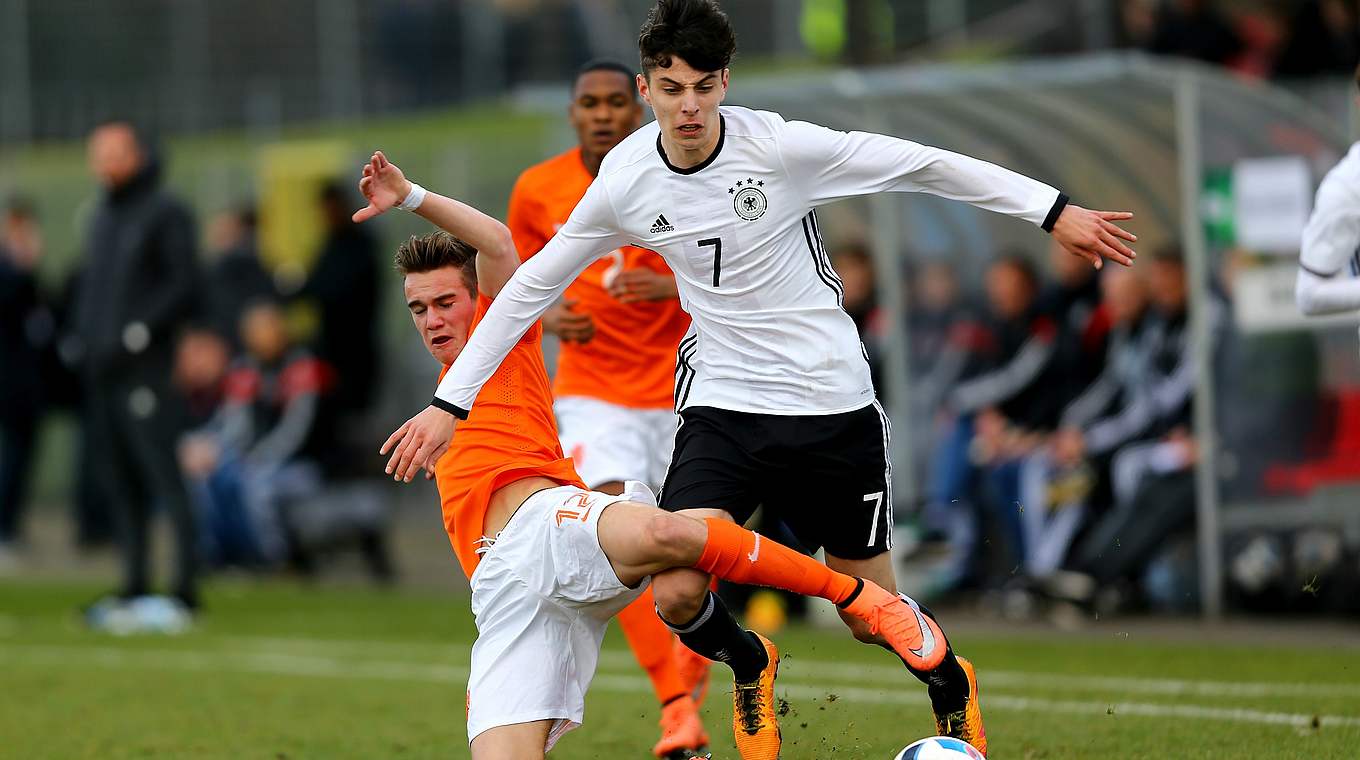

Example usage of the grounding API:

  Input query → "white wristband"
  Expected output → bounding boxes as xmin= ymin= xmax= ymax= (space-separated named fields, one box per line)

xmin=398 ymin=182 xmax=427 ymax=211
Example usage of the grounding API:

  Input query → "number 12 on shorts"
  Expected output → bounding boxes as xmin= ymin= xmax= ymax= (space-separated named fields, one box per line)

xmin=864 ymin=491 xmax=885 ymax=547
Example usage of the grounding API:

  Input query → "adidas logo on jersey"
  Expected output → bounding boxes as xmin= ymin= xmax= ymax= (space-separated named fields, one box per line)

xmin=650 ymin=214 xmax=675 ymax=234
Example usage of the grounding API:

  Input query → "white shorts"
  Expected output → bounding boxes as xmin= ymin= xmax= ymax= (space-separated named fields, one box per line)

xmin=555 ymin=396 xmax=677 ymax=490
xmin=465 ymin=481 xmax=656 ymax=751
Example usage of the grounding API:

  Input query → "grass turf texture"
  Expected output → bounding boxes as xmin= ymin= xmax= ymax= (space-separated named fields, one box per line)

xmin=2 ymin=580 xmax=1357 ymax=759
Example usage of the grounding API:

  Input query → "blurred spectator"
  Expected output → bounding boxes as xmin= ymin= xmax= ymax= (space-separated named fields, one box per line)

xmin=830 ymin=241 xmax=884 ymax=391
xmin=179 ymin=301 xmax=332 ymax=569
xmin=1274 ymin=0 xmax=1360 ymax=78
xmin=0 ymin=198 xmax=50 ymax=561
xmin=204 ymin=205 xmax=275 ymax=351
xmin=291 ymin=181 xmax=381 ymax=462
xmin=830 ymin=241 xmax=879 ymax=334
xmin=1019 ymin=265 xmax=1154 ymax=580
xmin=76 ymin=121 xmax=202 ymax=625
xmin=926 ymin=254 xmax=1064 ymax=591
xmin=1041 ymin=239 xmax=1110 ymax=406
xmin=1146 ymin=0 xmax=1244 ymax=66
xmin=905 ymin=260 xmax=984 ymax=507
xmin=1047 ymin=248 xmax=1225 ymax=612
xmin=48 ymin=264 xmax=117 ymax=549
xmin=175 ymin=328 xmax=232 ymax=428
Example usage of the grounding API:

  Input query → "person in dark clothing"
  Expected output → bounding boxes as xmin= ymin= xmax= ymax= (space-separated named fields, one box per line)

xmin=927 ymin=255 xmax=1066 ymax=590
xmin=907 ymin=261 xmax=984 ymax=513
xmin=289 ymin=182 xmax=381 ymax=473
xmin=1041 ymin=239 xmax=1110 ymax=408
xmin=180 ymin=301 xmax=332 ymax=568
xmin=75 ymin=121 xmax=202 ymax=623
xmin=1147 ymin=0 xmax=1244 ymax=66
xmin=1274 ymin=0 xmax=1360 ymax=79
xmin=205 ymin=206 xmax=275 ymax=351
xmin=0 ymin=198 xmax=50 ymax=558
xmin=1046 ymin=249 xmax=1222 ymax=612
xmin=830 ymin=241 xmax=885 ymax=395
xmin=298 ymin=182 xmax=381 ymax=418
xmin=1020 ymin=265 xmax=1156 ymax=580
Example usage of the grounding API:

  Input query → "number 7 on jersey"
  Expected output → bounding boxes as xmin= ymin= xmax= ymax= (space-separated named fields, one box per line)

xmin=699 ymin=237 xmax=722 ymax=287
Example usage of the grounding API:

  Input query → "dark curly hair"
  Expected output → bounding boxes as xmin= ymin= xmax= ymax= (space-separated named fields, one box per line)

xmin=638 ymin=0 xmax=736 ymax=76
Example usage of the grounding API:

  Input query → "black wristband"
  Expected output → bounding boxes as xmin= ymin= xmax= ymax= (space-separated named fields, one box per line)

xmin=431 ymin=397 xmax=469 ymax=420
xmin=1041 ymin=193 xmax=1070 ymax=233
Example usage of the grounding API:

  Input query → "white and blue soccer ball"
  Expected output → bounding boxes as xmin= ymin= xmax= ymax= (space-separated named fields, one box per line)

xmin=893 ymin=736 xmax=986 ymax=760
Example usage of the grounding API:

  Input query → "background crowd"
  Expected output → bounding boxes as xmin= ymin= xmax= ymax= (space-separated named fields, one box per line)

xmin=4 ymin=0 xmax=1360 ymax=632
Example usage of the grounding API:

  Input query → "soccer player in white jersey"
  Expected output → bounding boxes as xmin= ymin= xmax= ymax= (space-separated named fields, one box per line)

xmin=382 ymin=2 xmax=1137 ymax=756
xmin=1297 ymin=73 xmax=1360 ymax=325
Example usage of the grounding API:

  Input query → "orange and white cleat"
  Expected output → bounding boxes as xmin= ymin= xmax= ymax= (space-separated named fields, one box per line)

xmin=673 ymin=636 xmax=713 ymax=707
xmin=841 ymin=581 xmax=948 ymax=671
xmin=933 ymin=656 xmax=987 ymax=757
xmin=653 ymin=694 xmax=710 ymax=759
xmin=731 ymin=633 xmax=781 ymax=760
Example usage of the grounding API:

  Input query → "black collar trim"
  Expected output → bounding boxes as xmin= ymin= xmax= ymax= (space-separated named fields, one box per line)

xmin=656 ymin=115 xmax=725 ymax=175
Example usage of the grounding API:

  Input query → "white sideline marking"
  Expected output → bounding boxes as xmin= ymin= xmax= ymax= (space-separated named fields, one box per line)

xmin=224 ymin=634 xmax=1360 ymax=700
xmin=4 ymin=643 xmax=1359 ymax=730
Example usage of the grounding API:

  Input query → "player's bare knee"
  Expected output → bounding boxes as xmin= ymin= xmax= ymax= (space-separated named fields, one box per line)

xmin=644 ymin=510 xmax=702 ymax=565
xmin=652 ymin=568 xmax=710 ymax=621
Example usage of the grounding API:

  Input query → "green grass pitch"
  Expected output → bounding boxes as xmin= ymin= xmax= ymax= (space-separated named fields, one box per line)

xmin=1 ymin=580 xmax=1356 ymax=759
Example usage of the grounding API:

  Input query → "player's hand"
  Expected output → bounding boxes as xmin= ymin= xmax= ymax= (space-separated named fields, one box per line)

xmin=380 ymin=405 xmax=457 ymax=483
xmin=543 ymin=299 xmax=596 ymax=343
xmin=607 ymin=269 xmax=678 ymax=303
xmin=1051 ymin=205 xmax=1136 ymax=270
xmin=353 ymin=151 xmax=413 ymax=223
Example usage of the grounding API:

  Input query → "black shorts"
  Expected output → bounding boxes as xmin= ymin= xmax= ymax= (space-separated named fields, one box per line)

xmin=658 ymin=403 xmax=893 ymax=560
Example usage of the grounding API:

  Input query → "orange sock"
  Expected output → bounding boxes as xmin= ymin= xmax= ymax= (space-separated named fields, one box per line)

xmin=616 ymin=586 xmax=689 ymax=705
xmin=694 ymin=518 xmax=859 ymax=605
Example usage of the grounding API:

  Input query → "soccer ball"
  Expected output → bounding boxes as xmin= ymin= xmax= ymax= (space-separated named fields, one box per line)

xmin=893 ymin=736 xmax=986 ymax=760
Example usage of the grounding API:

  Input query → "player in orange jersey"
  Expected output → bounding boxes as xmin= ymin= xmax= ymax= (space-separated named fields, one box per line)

xmin=358 ymin=151 xmax=944 ymax=760
xmin=508 ymin=59 xmax=709 ymax=759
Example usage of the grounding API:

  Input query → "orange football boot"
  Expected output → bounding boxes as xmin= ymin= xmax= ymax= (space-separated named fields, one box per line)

xmin=933 ymin=656 xmax=987 ymax=757
xmin=731 ymin=633 xmax=781 ymax=760
xmin=841 ymin=581 xmax=948 ymax=671
xmin=653 ymin=694 xmax=710 ymax=759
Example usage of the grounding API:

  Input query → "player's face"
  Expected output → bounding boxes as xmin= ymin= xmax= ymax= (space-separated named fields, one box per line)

xmin=87 ymin=124 xmax=144 ymax=189
xmin=638 ymin=57 xmax=728 ymax=154
xmin=1101 ymin=266 xmax=1146 ymax=324
xmin=1148 ymin=261 xmax=1187 ymax=313
xmin=985 ymin=263 xmax=1033 ymax=320
xmin=569 ymin=70 xmax=642 ymax=158
xmin=405 ymin=267 xmax=478 ymax=366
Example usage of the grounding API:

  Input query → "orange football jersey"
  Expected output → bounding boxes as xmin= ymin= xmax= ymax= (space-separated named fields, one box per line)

xmin=507 ymin=147 xmax=691 ymax=409
xmin=434 ymin=293 xmax=584 ymax=579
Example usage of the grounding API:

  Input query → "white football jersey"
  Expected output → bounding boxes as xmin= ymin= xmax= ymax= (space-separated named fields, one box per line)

xmin=435 ymin=106 xmax=1064 ymax=417
xmin=1300 ymin=142 xmax=1360 ymax=281
xmin=1296 ymin=142 xmax=1360 ymax=321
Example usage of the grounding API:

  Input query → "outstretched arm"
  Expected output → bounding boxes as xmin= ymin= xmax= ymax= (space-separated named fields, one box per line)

xmin=355 ymin=151 xmax=519 ymax=298
xmin=377 ymin=173 xmax=629 ymax=481
xmin=779 ymin=120 xmax=1136 ymax=269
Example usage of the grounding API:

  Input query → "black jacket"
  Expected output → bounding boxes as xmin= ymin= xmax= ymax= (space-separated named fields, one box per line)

xmin=0 ymin=253 xmax=46 ymax=417
xmin=297 ymin=223 xmax=379 ymax=414
xmin=74 ymin=163 xmax=200 ymax=382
